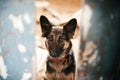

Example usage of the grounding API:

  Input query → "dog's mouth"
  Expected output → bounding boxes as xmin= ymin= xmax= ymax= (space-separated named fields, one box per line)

xmin=49 ymin=50 xmax=67 ymax=59
xmin=50 ymin=53 xmax=66 ymax=59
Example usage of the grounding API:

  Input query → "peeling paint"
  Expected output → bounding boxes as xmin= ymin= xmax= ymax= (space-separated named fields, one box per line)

xmin=21 ymin=72 xmax=32 ymax=80
xmin=9 ymin=14 xmax=24 ymax=33
xmin=0 ymin=56 xmax=8 ymax=79
xmin=23 ymin=57 xmax=28 ymax=63
xmin=18 ymin=44 xmax=26 ymax=53
xmin=0 ymin=47 xmax=1 ymax=53
xmin=23 ymin=13 xmax=31 ymax=24
xmin=100 ymin=76 xmax=103 ymax=80
xmin=88 ymin=50 xmax=98 ymax=65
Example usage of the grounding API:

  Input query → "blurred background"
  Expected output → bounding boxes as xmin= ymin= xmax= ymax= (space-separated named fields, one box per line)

xmin=0 ymin=0 xmax=120 ymax=80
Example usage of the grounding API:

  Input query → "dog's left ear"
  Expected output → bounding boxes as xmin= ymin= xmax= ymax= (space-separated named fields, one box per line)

xmin=63 ymin=18 xmax=77 ymax=38
xmin=40 ymin=15 xmax=52 ymax=37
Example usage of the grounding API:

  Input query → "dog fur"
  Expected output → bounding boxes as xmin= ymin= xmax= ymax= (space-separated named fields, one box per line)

xmin=40 ymin=15 xmax=77 ymax=80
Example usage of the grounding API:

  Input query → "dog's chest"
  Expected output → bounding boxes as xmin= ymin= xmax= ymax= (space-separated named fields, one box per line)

xmin=47 ymin=61 xmax=68 ymax=79
xmin=49 ymin=60 xmax=67 ymax=72
xmin=46 ymin=52 xmax=75 ymax=79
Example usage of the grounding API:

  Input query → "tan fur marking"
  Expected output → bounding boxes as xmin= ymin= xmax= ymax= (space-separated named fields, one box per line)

xmin=63 ymin=41 xmax=70 ymax=49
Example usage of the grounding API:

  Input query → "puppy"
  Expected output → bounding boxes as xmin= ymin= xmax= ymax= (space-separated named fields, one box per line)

xmin=40 ymin=15 xmax=77 ymax=80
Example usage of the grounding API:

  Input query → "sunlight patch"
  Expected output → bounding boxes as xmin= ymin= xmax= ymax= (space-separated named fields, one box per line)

xmin=82 ymin=5 xmax=93 ymax=40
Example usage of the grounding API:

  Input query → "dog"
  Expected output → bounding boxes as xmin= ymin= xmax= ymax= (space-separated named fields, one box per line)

xmin=39 ymin=15 xmax=77 ymax=80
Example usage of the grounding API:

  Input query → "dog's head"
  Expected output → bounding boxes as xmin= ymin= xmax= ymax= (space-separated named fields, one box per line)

xmin=40 ymin=15 xmax=77 ymax=58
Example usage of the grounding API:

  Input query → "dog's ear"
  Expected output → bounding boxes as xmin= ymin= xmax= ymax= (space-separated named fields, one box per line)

xmin=63 ymin=18 xmax=77 ymax=38
xmin=40 ymin=15 xmax=52 ymax=37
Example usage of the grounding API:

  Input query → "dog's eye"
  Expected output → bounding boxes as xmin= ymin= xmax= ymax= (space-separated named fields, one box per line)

xmin=47 ymin=35 xmax=53 ymax=41
xmin=59 ymin=37 xmax=65 ymax=42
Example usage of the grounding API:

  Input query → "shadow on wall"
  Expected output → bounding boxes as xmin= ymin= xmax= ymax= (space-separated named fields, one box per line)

xmin=78 ymin=0 xmax=120 ymax=80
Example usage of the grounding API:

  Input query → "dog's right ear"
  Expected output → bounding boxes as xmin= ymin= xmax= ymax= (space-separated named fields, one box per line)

xmin=40 ymin=15 xmax=52 ymax=37
xmin=63 ymin=18 xmax=77 ymax=39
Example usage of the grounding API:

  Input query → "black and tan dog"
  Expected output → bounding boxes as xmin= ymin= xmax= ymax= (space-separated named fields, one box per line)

xmin=40 ymin=15 xmax=77 ymax=80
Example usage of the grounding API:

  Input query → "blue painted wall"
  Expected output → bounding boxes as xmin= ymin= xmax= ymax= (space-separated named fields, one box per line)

xmin=0 ymin=0 xmax=34 ymax=80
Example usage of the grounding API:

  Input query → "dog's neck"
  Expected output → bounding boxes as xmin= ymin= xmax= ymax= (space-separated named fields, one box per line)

xmin=48 ymin=50 xmax=73 ymax=63
xmin=46 ymin=50 xmax=75 ymax=74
